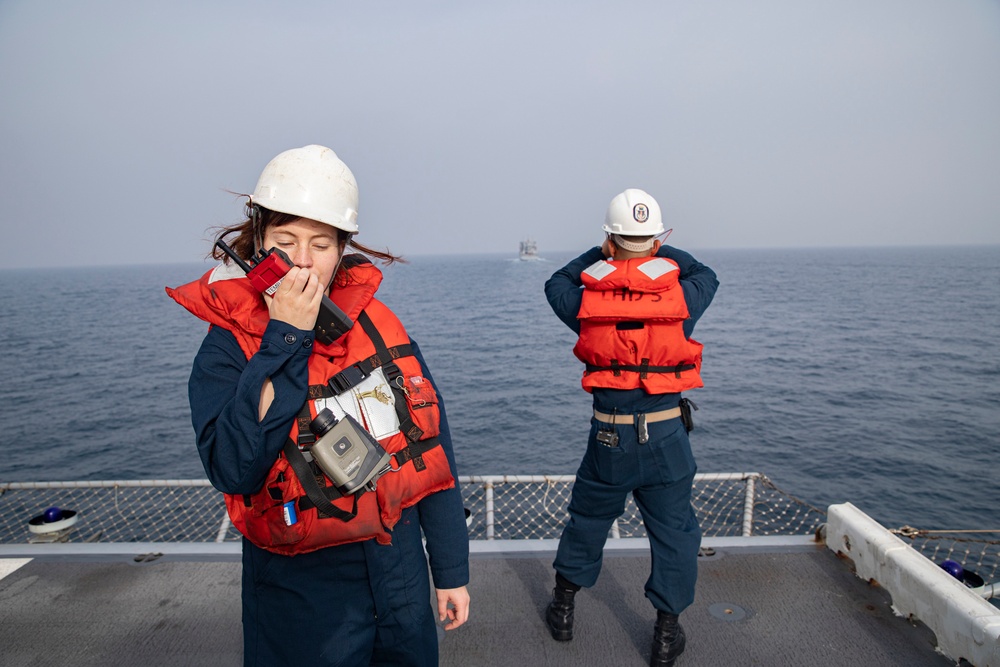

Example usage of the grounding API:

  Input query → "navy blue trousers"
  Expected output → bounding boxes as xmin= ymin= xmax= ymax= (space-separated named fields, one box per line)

xmin=554 ymin=415 xmax=701 ymax=615
xmin=241 ymin=506 xmax=437 ymax=667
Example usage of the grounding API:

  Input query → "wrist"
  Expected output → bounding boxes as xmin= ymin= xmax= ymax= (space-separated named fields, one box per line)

xmin=263 ymin=319 xmax=315 ymax=353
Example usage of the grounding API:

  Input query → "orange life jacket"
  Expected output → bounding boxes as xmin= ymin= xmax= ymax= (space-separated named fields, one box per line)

xmin=167 ymin=255 xmax=455 ymax=555
xmin=573 ymin=256 xmax=704 ymax=394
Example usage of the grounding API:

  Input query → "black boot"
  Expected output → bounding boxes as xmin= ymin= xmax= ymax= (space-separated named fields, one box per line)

xmin=544 ymin=575 xmax=578 ymax=641
xmin=650 ymin=611 xmax=686 ymax=666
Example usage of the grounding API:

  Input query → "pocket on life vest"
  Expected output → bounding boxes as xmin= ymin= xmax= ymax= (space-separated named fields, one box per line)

xmin=400 ymin=374 xmax=441 ymax=439
xmin=237 ymin=457 xmax=312 ymax=548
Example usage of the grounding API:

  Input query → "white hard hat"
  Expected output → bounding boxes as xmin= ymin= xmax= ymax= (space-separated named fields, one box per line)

xmin=602 ymin=188 xmax=665 ymax=236
xmin=251 ymin=145 xmax=359 ymax=234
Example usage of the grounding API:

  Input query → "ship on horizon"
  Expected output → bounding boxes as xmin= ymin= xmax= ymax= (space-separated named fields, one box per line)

xmin=519 ymin=238 xmax=541 ymax=261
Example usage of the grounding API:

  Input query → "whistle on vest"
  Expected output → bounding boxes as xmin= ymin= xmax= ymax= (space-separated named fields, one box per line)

xmin=308 ymin=408 xmax=392 ymax=496
xmin=214 ymin=240 xmax=354 ymax=345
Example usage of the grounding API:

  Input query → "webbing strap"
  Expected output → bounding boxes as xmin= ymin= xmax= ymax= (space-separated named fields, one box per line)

xmin=324 ymin=309 xmax=413 ymax=395
xmin=392 ymin=437 xmax=441 ymax=472
xmin=296 ymin=487 xmax=360 ymax=515
xmin=282 ymin=439 xmax=358 ymax=522
xmin=299 ymin=308 xmax=415 ymax=447
xmin=296 ymin=403 xmax=316 ymax=446
xmin=355 ymin=312 xmax=439 ymax=475
xmin=586 ymin=361 xmax=696 ymax=379
xmin=296 ymin=310 xmax=436 ymax=497
xmin=357 ymin=313 xmax=424 ymax=443
xmin=325 ymin=342 xmax=414 ymax=394
xmin=356 ymin=311 xmax=394 ymax=363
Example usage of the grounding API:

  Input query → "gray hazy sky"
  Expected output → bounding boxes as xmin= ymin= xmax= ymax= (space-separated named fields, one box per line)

xmin=2 ymin=0 xmax=999 ymax=269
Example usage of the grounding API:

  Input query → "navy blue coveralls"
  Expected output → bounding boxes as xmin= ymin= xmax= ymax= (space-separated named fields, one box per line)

xmin=189 ymin=320 xmax=469 ymax=667
xmin=545 ymin=245 xmax=718 ymax=615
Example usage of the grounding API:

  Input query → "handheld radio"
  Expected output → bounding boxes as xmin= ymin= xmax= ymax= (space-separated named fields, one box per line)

xmin=308 ymin=408 xmax=393 ymax=495
xmin=215 ymin=240 xmax=354 ymax=344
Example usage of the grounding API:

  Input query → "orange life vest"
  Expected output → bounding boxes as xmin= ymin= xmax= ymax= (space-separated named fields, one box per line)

xmin=573 ymin=256 xmax=704 ymax=394
xmin=167 ymin=255 xmax=454 ymax=555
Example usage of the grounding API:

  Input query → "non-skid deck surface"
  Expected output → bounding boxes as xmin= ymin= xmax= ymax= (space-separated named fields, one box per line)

xmin=0 ymin=545 xmax=949 ymax=666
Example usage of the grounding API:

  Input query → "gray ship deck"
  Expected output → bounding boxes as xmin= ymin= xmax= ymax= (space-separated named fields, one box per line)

xmin=0 ymin=538 xmax=952 ymax=667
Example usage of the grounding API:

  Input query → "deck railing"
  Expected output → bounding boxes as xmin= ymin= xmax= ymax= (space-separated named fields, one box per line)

xmin=0 ymin=472 xmax=824 ymax=545
xmin=3 ymin=473 xmax=995 ymax=583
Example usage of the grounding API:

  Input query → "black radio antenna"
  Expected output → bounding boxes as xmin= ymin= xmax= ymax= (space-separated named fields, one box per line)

xmin=215 ymin=239 xmax=253 ymax=274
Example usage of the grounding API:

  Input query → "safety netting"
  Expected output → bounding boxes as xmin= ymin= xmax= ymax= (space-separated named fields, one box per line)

xmin=1 ymin=474 xmax=996 ymax=585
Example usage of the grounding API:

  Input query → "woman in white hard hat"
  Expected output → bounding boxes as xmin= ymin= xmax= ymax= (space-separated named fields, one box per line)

xmin=169 ymin=145 xmax=470 ymax=666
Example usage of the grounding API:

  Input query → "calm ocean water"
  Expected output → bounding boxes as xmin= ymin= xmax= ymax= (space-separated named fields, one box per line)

xmin=1 ymin=246 xmax=997 ymax=533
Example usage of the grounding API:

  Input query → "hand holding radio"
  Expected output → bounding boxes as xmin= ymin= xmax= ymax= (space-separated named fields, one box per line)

xmin=215 ymin=240 xmax=354 ymax=344
xmin=265 ymin=266 xmax=325 ymax=331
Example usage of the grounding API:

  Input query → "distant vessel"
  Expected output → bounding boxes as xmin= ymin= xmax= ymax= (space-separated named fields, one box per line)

xmin=518 ymin=238 xmax=541 ymax=261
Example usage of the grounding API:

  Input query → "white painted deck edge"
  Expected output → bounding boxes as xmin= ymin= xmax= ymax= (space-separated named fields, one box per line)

xmin=826 ymin=502 xmax=1000 ymax=667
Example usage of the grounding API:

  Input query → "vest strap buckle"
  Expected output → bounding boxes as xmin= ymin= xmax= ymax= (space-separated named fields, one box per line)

xmin=328 ymin=364 xmax=369 ymax=394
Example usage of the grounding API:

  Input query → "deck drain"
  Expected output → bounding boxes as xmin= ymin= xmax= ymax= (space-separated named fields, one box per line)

xmin=708 ymin=602 xmax=747 ymax=622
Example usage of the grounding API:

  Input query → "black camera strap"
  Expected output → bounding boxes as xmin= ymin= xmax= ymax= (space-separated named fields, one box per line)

xmin=282 ymin=439 xmax=359 ymax=522
xmin=292 ymin=310 xmax=443 ymax=487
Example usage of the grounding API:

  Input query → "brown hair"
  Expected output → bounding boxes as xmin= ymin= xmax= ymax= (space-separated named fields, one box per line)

xmin=210 ymin=201 xmax=404 ymax=269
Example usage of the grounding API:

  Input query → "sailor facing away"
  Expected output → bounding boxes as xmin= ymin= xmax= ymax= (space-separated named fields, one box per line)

xmin=543 ymin=188 xmax=718 ymax=667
